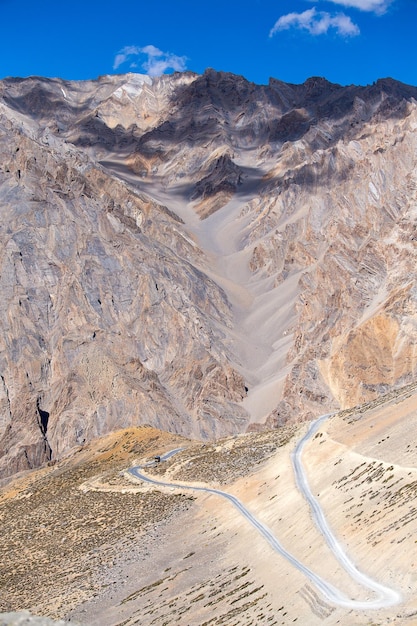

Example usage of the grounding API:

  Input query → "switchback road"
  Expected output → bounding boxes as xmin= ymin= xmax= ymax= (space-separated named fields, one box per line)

xmin=128 ymin=414 xmax=401 ymax=609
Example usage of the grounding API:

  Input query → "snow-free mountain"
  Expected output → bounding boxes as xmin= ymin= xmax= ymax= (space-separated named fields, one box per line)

xmin=1 ymin=69 xmax=417 ymax=478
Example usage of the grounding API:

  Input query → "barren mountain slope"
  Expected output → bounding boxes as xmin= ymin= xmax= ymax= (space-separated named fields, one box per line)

xmin=0 ymin=75 xmax=248 ymax=478
xmin=2 ymin=384 xmax=417 ymax=625
xmin=0 ymin=70 xmax=417 ymax=477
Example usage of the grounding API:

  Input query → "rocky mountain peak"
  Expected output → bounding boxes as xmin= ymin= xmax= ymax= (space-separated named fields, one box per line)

xmin=0 ymin=70 xmax=416 ymax=478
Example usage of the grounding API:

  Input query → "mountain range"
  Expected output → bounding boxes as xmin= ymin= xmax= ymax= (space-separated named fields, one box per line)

xmin=0 ymin=69 xmax=417 ymax=479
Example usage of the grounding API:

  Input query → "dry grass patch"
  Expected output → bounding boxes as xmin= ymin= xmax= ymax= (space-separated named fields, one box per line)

xmin=147 ymin=423 xmax=300 ymax=485
xmin=0 ymin=427 xmax=192 ymax=619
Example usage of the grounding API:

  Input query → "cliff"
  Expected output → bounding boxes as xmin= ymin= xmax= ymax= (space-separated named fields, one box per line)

xmin=0 ymin=70 xmax=416 ymax=476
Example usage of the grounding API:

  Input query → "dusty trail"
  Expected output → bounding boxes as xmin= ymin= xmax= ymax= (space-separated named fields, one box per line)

xmin=128 ymin=414 xmax=401 ymax=610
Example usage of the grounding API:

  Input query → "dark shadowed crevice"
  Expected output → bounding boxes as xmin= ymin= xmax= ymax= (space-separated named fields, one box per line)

xmin=36 ymin=397 xmax=53 ymax=461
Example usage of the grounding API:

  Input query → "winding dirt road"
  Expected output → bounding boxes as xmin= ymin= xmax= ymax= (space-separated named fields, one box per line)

xmin=128 ymin=414 xmax=401 ymax=609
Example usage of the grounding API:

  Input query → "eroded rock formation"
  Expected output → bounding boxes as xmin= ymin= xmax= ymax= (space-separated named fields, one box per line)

xmin=0 ymin=70 xmax=416 ymax=477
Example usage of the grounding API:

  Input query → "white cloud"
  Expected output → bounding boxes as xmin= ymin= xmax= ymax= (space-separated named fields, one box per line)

xmin=140 ymin=44 xmax=164 ymax=57
xmin=113 ymin=45 xmax=141 ymax=70
xmin=269 ymin=7 xmax=360 ymax=37
xmin=321 ymin=0 xmax=392 ymax=13
xmin=113 ymin=45 xmax=187 ymax=76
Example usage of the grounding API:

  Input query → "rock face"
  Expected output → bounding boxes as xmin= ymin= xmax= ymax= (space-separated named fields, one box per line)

xmin=0 ymin=70 xmax=417 ymax=477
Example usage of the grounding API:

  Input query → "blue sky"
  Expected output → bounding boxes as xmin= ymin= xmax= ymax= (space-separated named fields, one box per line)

xmin=0 ymin=0 xmax=415 ymax=87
